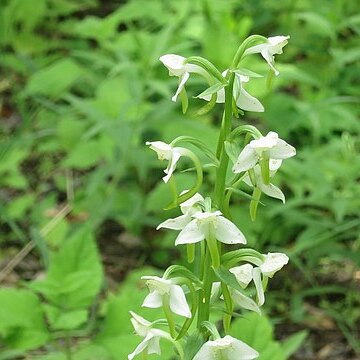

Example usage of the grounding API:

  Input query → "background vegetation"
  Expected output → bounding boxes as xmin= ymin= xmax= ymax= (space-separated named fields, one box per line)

xmin=0 ymin=0 xmax=359 ymax=359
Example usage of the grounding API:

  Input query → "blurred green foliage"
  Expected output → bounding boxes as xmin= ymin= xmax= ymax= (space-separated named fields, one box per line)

xmin=0 ymin=0 xmax=359 ymax=358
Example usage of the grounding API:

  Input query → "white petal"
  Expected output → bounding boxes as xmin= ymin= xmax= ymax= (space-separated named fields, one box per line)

xmin=250 ymin=132 xmax=278 ymax=151
xmin=175 ymin=219 xmax=205 ymax=245
xmin=159 ymin=54 xmax=186 ymax=76
xmin=260 ymin=49 xmax=278 ymax=75
xmin=130 ymin=311 xmax=151 ymax=337
xmin=252 ymin=267 xmax=265 ymax=306
xmin=169 ymin=285 xmax=192 ymax=318
xmin=231 ymin=290 xmax=261 ymax=314
xmin=147 ymin=336 xmax=161 ymax=355
xmin=142 ymin=291 xmax=162 ymax=309
xmin=180 ymin=192 xmax=204 ymax=214
xmin=236 ymin=87 xmax=264 ymax=112
xmin=146 ymin=141 xmax=172 ymax=160
xmin=244 ymin=43 xmax=267 ymax=56
xmin=128 ymin=333 xmax=153 ymax=360
xmin=267 ymin=36 xmax=290 ymax=54
xmin=260 ymin=252 xmax=289 ymax=277
xmin=232 ymin=144 xmax=258 ymax=173
xmin=142 ymin=276 xmax=171 ymax=294
xmin=223 ymin=336 xmax=259 ymax=359
xmin=215 ymin=216 xmax=247 ymax=244
xmin=192 ymin=342 xmax=214 ymax=360
xmin=163 ymin=148 xmax=182 ymax=183
xmin=269 ymin=138 xmax=296 ymax=159
xmin=258 ymin=182 xmax=285 ymax=203
xmin=269 ymin=159 xmax=282 ymax=173
xmin=171 ymin=71 xmax=189 ymax=102
xmin=229 ymin=264 xmax=254 ymax=288
xmin=156 ymin=214 xmax=191 ymax=230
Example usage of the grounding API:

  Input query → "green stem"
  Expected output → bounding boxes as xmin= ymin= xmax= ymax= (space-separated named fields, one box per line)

xmin=206 ymin=224 xmax=220 ymax=269
xmin=197 ymin=248 xmax=212 ymax=329
xmin=163 ymin=295 xmax=177 ymax=338
xmin=221 ymin=283 xmax=233 ymax=334
xmin=65 ymin=331 xmax=72 ymax=360
xmin=214 ymin=72 xmax=235 ymax=210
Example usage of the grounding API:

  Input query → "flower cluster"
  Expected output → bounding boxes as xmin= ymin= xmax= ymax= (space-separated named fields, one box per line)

xmin=129 ymin=34 xmax=294 ymax=360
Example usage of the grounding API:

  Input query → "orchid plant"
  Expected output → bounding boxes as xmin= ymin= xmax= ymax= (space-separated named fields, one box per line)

xmin=129 ymin=34 xmax=295 ymax=359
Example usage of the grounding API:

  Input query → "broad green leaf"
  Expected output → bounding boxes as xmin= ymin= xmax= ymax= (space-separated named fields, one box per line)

xmin=281 ymin=330 xmax=308 ymax=358
xmin=0 ymin=289 xmax=49 ymax=350
xmin=62 ymin=140 xmax=104 ymax=169
xmin=25 ymin=59 xmax=84 ymax=97
xmin=30 ymin=228 xmax=103 ymax=309
xmin=44 ymin=305 xmax=88 ymax=330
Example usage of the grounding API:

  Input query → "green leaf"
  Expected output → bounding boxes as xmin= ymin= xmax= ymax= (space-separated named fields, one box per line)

xmin=62 ymin=140 xmax=104 ymax=169
xmin=0 ymin=289 xmax=49 ymax=350
xmin=281 ymin=330 xmax=308 ymax=358
xmin=233 ymin=68 xmax=263 ymax=78
xmin=44 ymin=305 xmax=88 ymax=330
xmin=195 ymin=82 xmax=226 ymax=99
xmin=184 ymin=331 xmax=204 ymax=360
xmin=30 ymin=228 xmax=103 ymax=309
xmin=25 ymin=59 xmax=84 ymax=97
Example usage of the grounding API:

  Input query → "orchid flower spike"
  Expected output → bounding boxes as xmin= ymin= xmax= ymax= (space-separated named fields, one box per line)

xmin=193 ymin=335 xmax=259 ymax=360
xmin=245 ymin=35 xmax=290 ymax=76
xmin=242 ymin=160 xmax=286 ymax=203
xmin=128 ymin=311 xmax=170 ymax=360
xmin=160 ymin=54 xmax=208 ymax=102
xmin=199 ymin=70 xmax=264 ymax=112
xmin=146 ymin=141 xmax=187 ymax=183
xmin=141 ymin=275 xmax=192 ymax=318
xmin=157 ymin=192 xmax=204 ymax=231
xmin=232 ymin=131 xmax=296 ymax=173
xmin=160 ymin=209 xmax=247 ymax=246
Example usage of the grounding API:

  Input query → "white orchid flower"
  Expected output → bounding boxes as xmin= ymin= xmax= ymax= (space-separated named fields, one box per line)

xmin=141 ymin=276 xmax=191 ymax=318
xmin=245 ymin=35 xmax=290 ymax=75
xmin=232 ymin=131 xmax=296 ymax=173
xmin=160 ymin=54 xmax=207 ymax=102
xmin=242 ymin=161 xmax=285 ymax=203
xmin=210 ymin=266 xmax=261 ymax=313
xmin=199 ymin=70 xmax=264 ymax=112
xmin=260 ymin=252 xmax=289 ymax=278
xmin=146 ymin=141 xmax=187 ymax=183
xmin=157 ymin=192 xmax=204 ymax=231
xmin=193 ymin=335 xmax=259 ymax=360
xmin=228 ymin=264 xmax=261 ymax=313
xmin=252 ymin=252 xmax=289 ymax=306
xmin=162 ymin=210 xmax=247 ymax=246
xmin=128 ymin=311 xmax=170 ymax=360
